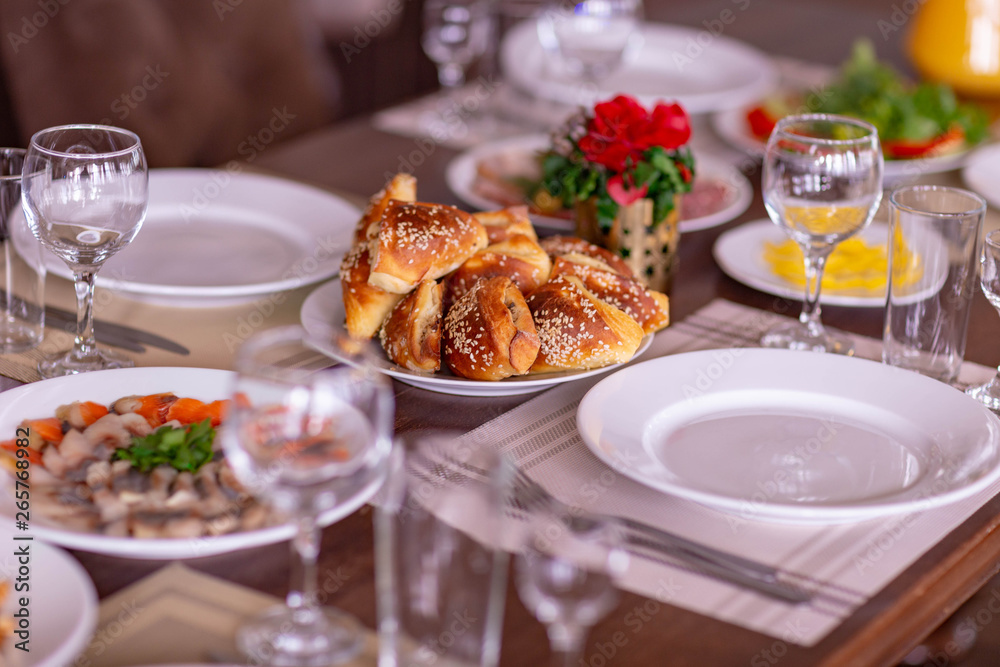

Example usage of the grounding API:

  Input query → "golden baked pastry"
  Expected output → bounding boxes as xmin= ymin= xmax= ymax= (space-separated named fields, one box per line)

xmin=379 ymin=279 xmax=443 ymax=372
xmin=353 ymin=173 xmax=417 ymax=244
xmin=550 ymin=255 xmax=670 ymax=334
xmin=445 ymin=233 xmax=552 ymax=307
xmin=526 ymin=274 xmax=644 ymax=373
xmin=368 ymin=201 xmax=488 ymax=294
xmin=340 ymin=243 xmax=404 ymax=339
xmin=443 ymin=276 xmax=540 ymax=381
xmin=539 ymin=235 xmax=635 ymax=278
xmin=473 ymin=205 xmax=538 ymax=243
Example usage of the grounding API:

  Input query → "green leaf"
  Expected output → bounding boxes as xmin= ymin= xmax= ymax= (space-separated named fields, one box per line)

xmin=113 ymin=418 xmax=216 ymax=473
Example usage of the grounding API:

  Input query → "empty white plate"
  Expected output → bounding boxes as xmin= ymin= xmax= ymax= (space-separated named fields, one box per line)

xmin=578 ymin=348 xmax=1000 ymax=523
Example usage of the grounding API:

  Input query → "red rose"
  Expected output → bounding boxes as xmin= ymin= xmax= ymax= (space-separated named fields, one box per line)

xmin=578 ymin=95 xmax=691 ymax=172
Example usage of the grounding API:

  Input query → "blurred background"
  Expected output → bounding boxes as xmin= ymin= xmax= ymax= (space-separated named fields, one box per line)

xmin=0 ymin=0 xmax=916 ymax=168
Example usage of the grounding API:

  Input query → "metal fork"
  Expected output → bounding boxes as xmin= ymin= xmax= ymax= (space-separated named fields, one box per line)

xmin=508 ymin=466 xmax=812 ymax=604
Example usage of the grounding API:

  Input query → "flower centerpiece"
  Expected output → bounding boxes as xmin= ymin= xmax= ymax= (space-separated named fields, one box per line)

xmin=536 ymin=94 xmax=695 ymax=292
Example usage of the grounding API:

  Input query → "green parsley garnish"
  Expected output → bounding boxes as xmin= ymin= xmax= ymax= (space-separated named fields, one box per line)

xmin=113 ymin=418 xmax=216 ymax=473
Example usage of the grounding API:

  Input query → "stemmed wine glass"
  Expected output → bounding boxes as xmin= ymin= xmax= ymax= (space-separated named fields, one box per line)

xmin=537 ymin=0 xmax=643 ymax=83
xmin=422 ymin=0 xmax=493 ymax=95
xmin=966 ymin=230 xmax=1000 ymax=411
xmin=760 ymin=113 xmax=884 ymax=355
xmin=222 ymin=325 xmax=394 ymax=666
xmin=515 ymin=500 xmax=628 ymax=667
xmin=21 ymin=124 xmax=148 ymax=377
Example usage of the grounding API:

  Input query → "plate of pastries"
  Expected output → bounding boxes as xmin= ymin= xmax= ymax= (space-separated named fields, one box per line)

xmin=300 ymin=174 xmax=668 ymax=396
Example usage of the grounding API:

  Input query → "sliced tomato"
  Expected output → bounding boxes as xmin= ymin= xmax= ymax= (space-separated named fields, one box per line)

xmin=882 ymin=127 xmax=964 ymax=159
xmin=746 ymin=106 xmax=778 ymax=140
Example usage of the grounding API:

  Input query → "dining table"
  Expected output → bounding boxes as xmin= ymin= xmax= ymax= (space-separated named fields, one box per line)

xmin=10 ymin=0 xmax=1000 ymax=665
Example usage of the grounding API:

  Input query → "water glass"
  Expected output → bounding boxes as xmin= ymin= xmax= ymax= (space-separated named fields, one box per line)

xmin=375 ymin=432 xmax=509 ymax=667
xmin=0 ymin=148 xmax=44 ymax=353
xmin=537 ymin=0 xmax=643 ymax=82
xmin=882 ymin=185 xmax=986 ymax=384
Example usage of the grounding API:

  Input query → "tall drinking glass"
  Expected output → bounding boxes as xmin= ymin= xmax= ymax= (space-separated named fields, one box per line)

xmin=222 ymin=325 xmax=394 ymax=666
xmin=760 ymin=114 xmax=884 ymax=355
xmin=537 ymin=0 xmax=643 ymax=82
xmin=21 ymin=124 xmax=147 ymax=377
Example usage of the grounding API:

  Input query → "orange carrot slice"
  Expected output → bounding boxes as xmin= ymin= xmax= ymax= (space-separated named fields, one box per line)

xmin=25 ymin=418 xmax=63 ymax=445
xmin=132 ymin=393 xmax=179 ymax=427
xmin=0 ymin=440 xmax=42 ymax=465
xmin=77 ymin=401 xmax=110 ymax=426
xmin=165 ymin=398 xmax=230 ymax=426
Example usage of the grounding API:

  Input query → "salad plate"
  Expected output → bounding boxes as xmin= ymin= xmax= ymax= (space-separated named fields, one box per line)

xmin=500 ymin=21 xmax=777 ymax=114
xmin=445 ymin=134 xmax=753 ymax=234
xmin=300 ymin=279 xmax=653 ymax=397
xmin=578 ymin=349 xmax=1000 ymax=524
xmin=0 ymin=367 xmax=381 ymax=559
xmin=711 ymin=104 xmax=975 ymax=182
xmin=34 ymin=169 xmax=360 ymax=306
xmin=0 ymin=523 xmax=98 ymax=666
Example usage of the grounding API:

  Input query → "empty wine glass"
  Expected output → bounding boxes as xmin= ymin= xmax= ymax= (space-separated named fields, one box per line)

xmin=515 ymin=501 xmax=628 ymax=667
xmin=222 ymin=325 xmax=394 ymax=666
xmin=422 ymin=0 xmax=493 ymax=94
xmin=966 ymin=230 xmax=1000 ymax=410
xmin=760 ymin=113 xmax=884 ymax=355
xmin=537 ymin=0 xmax=643 ymax=82
xmin=21 ymin=124 xmax=148 ymax=377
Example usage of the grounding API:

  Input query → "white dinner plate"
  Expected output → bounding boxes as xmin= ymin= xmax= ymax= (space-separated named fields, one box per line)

xmin=711 ymin=105 xmax=976 ymax=182
xmin=0 ymin=367 xmax=380 ymax=559
xmin=962 ymin=142 xmax=1000 ymax=209
xmin=712 ymin=219 xmax=890 ymax=307
xmin=501 ymin=21 xmax=778 ymax=114
xmin=445 ymin=134 xmax=753 ymax=234
xmin=0 ymin=524 xmax=98 ymax=666
xmin=37 ymin=169 xmax=361 ymax=306
xmin=300 ymin=279 xmax=652 ymax=396
xmin=578 ymin=348 xmax=1000 ymax=524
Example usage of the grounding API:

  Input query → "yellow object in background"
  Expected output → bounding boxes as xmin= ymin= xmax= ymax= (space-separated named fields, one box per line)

xmin=907 ymin=0 xmax=1000 ymax=97
xmin=763 ymin=235 xmax=922 ymax=294
xmin=782 ymin=204 xmax=870 ymax=237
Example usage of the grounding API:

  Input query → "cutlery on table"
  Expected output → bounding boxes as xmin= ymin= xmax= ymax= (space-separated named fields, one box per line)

xmin=43 ymin=305 xmax=190 ymax=355
xmin=508 ymin=465 xmax=813 ymax=605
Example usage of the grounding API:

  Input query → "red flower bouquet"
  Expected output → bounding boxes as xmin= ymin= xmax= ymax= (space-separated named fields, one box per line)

xmin=539 ymin=95 xmax=695 ymax=231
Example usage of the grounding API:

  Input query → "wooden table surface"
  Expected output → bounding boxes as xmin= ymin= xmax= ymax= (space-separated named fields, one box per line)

xmin=66 ymin=1 xmax=1000 ymax=665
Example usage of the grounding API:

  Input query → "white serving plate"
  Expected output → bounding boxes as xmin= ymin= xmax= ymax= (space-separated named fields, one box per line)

xmin=0 ymin=367 xmax=380 ymax=559
xmin=0 ymin=524 xmax=97 ymax=666
xmin=962 ymin=142 xmax=1000 ymax=209
xmin=501 ymin=21 xmax=778 ymax=114
xmin=712 ymin=219 xmax=890 ymax=307
xmin=444 ymin=134 xmax=753 ymax=234
xmin=37 ymin=169 xmax=360 ymax=306
xmin=300 ymin=279 xmax=652 ymax=397
xmin=577 ymin=348 xmax=1000 ymax=524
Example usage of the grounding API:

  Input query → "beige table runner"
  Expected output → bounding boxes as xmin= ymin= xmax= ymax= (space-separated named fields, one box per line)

xmin=463 ymin=299 xmax=999 ymax=647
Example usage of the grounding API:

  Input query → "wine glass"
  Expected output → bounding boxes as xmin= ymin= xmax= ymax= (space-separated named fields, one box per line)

xmin=21 ymin=124 xmax=148 ymax=378
xmin=222 ymin=325 xmax=394 ymax=666
xmin=760 ymin=113 xmax=884 ymax=355
xmin=966 ymin=230 xmax=1000 ymax=410
xmin=537 ymin=0 xmax=643 ymax=82
xmin=515 ymin=501 xmax=628 ymax=667
xmin=422 ymin=0 xmax=493 ymax=94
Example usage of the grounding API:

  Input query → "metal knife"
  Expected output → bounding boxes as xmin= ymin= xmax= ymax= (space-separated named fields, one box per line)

xmin=43 ymin=306 xmax=190 ymax=355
